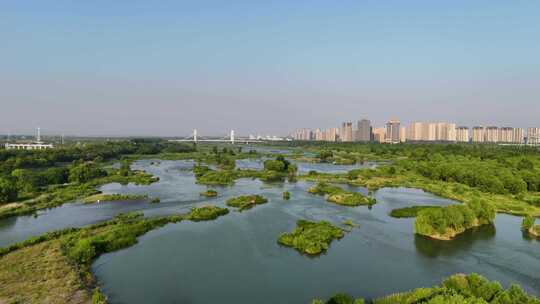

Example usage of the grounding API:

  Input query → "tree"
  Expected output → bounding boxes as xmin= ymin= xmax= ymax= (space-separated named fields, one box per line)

xmin=522 ymin=215 xmax=535 ymax=231
xmin=119 ymin=160 xmax=130 ymax=177
xmin=11 ymin=169 xmax=39 ymax=193
xmin=43 ymin=167 xmax=69 ymax=185
xmin=68 ymin=162 xmax=106 ymax=183
xmin=317 ymin=150 xmax=333 ymax=162
xmin=517 ymin=158 xmax=534 ymax=171
xmin=0 ymin=177 xmax=18 ymax=203
xmin=264 ymin=160 xmax=285 ymax=172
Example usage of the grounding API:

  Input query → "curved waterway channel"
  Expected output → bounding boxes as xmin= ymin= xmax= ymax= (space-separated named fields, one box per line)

xmin=1 ymin=159 xmax=539 ymax=303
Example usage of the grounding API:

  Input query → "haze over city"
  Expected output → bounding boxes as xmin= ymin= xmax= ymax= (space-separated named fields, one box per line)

xmin=1 ymin=1 xmax=539 ymax=136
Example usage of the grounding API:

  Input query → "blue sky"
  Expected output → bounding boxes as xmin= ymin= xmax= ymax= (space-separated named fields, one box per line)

xmin=1 ymin=1 xmax=539 ymax=136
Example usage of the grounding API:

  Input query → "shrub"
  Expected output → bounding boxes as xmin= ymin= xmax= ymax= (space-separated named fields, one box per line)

xmin=226 ymin=195 xmax=268 ymax=211
xmin=200 ymin=189 xmax=218 ymax=197
xmin=389 ymin=206 xmax=441 ymax=218
xmin=415 ymin=200 xmax=495 ymax=239
xmin=278 ymin=220 xmax=345 ymax=255
xmin=522 ymin=215 xmax=535 ymax=231
xmin=283 ymin=191 xmax=291 ymax=200
xmin=186 ymin=205 xmax=229 ymax=221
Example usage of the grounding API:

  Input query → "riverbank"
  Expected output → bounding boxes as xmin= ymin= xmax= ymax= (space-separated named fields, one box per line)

xmin=0 ymin=205 xmax=229 ymax=303
xmin=278 ymin=220 xmax=345 ymax=255
xmin=313 ymin=273 xmax=539 ymax=304
xmin=226 ymin=194 xmax=268 ymax=211
xmin=414 ymin=200 xmax=496 ymax=240
xmin=0 ymin=167 xmax=159 ymax=220
xmin=308 ymin=182 xmax=376 ymax=206
xmin=82 ymin=193 xmax=150 ymax=204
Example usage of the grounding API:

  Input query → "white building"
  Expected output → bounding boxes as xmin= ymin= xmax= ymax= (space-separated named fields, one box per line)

xmin=4 ymin=128 xmax=54 ymax=150
xmin=456 ymin=127 xmax=469 ymax=142
xmin=5 ymin=143 xmax=54 ymax=150
xmin=529 ymin=128 xmax=540 ymax=145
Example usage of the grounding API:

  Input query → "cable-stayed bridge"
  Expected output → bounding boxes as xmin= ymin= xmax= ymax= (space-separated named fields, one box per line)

xmin=169 ymin=129 xmax=264 ymax=144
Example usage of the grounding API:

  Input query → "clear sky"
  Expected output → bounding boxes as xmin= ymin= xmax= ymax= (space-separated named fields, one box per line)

xmin=1 ymin=1 xmax=539 ymax=137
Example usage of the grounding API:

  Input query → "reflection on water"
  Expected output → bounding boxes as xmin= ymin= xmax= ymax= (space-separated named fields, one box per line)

xmin=0 ymin=158 xmax=539 ymax=303
xmin=522 ymin=230 xmax=540 ymax=242
xmin=415 ymin=224 xmax=497 ymax=258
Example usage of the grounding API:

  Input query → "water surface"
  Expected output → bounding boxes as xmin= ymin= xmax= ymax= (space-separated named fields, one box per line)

xmin=1 ymin=159 xmax=538 ymax=303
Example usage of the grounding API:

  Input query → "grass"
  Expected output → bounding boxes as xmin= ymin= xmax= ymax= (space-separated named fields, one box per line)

xmin=185 ymin=205 xmax=229 ymax=221
xmin=414 ymin=200 xmax=495 ymax=240
xmin=0 ymin=167 xmax=159 ymax=220
xmin=196 ymin=170 xmax=235 ymax=185
xmin=315 ymin=273 xmax=540 ymax=304
xmin=277 ymin=220 xmax=345 ymax=255
xmin=200 ymin=189 xmax=218 ymax=197
xmin=82 ymin=193 xmax=149 ymax=204
xmin=0 ymin=240 xmax=93 ymax=304
xmin=226 ymin=195 xmax=268 ymax=211
xmin=522 ymin=215 xmax=540 ymax=238
xmin=308 ymin=182 xmax=376 ymax=206
xmin=342 ymin=220 xmax=358 ymax=228
xmin=0 ymin=205 xmax=229 ymax=304
xmin=389 ymin=205 xmax=442 ymax=218
xmin=301 ymin=170 xmax=540 ymax=217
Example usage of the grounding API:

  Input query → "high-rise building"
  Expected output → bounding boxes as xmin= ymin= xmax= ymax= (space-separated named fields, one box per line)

xmin=407 ymin=122 xmax=423 ymax=141
xmin=528 ymin=128 xmax=540 ymax=145
xmin=372 ymin=127 xmax=386 ymax=143
xmin=472 ymin=127 xmax=485 ymax=143
xmin=485 ymin=127 xmax=499 ymax=143
xmin=292 ymin=128 xmax=313 ymax=141
xmin=456 ymin=127 xmax=469 ymax=142
xmin=423 ymin=123 xmax=437 ymax=141
xmin=434 ymin=123 xmax=456 ymax=141
xmin=325 ymin=128 xmax=340 ymax=142
xmin=400 ymin=126 xmax=407 ymax=143
xmin=446 ymin=123 xmax=457 ymax=141
xmin=314 ymin=129 xmax=324 ymax=141
xmin=385 ymin=120 xmax=401 ymax=144
xmin=341 ymin=122 xmax=353 ymax=142
xmin=499 ymin=127 xmax=513 ymax=143
xmin=407 ymin=122 xmax=455 ymax=142
xmin=513 ymin=128 xmax=524 ymax=144
xmin=356 ymin=119 xmax=372 ymax=142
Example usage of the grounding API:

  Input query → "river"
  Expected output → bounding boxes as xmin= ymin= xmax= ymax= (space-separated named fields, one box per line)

xmin=0 ymin=159 xmax=538 ymax=303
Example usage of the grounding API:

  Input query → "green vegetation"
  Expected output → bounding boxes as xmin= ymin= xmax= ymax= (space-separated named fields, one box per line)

xmin=308 ymin=182 xmax=376 ymax=206
xmin=185 ymin=205 xmax=229 ymax=221
xmin=294 ymin=142 xmax=540 ymax=217
xmin=200 ymin=189 xmax=218 ymax=197
xmin=389 ymin=205 xmax=442 ymax=218
xmin=260 ymin=155 xmax=298 ymax=182
xmin=312 ymin=294 xmax=364 ymax=304
xmin=316 ymin=150 xmax=334 ymax=163
xmin=0 ymin=140 xmax=182 ymax=219
xmin=150 ymin=197 xmax=161 ymax=204
xmin=193 ymin=165 xmax=235 ymax=185
xmin=314 ymin=273 xmax=539 ymax=304
xmin=415 ymin=199 xmax=495 ymax=240
xmin=82 ymin=193 xmax=149 ymax=204
xmin=342 ymin=220 xmax=358 ymax=228
xmin=193 ymin=155 xmax=299 ymax=186
xmin=226 ymin=194 xmax=268 ymax=211
xmin=521 ymin=215 xmax=540 ymax=238
xmin=0 ymin=205 xmax=228 ymax=303
xmin=283 ymin=191 xmax=291 ymax=200
xmin=277 ymin=220 xmax=345 ymax=255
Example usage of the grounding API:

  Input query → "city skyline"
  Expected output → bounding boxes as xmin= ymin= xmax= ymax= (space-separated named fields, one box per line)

xmin=292 ymin=118 xmax=539 ymax=145
xmin=1 ymin=1 xmax=540 ymax=136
